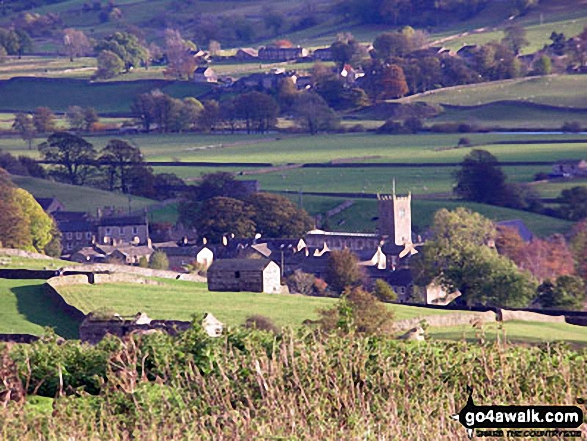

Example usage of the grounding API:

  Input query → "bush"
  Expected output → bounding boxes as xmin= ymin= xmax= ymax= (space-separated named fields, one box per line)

xmin=373 ymin=279 xmax=397 ymax=302
xmin=287 ymin=270 xmax=316 ymax=295
xmin=404 ymin=117 xmax=423 ymax=133
xmin=138 ymin=256 xmax=149 ymax=268
xmin=457 ymin=137 xmax=471 ymax=147
xmin=149 ymin=251 xmax=169 ymax=270
xmin=317 ymin=287 xmax=395 ymax=335
xmin=244 ymin=315 xmax=281 ymax=334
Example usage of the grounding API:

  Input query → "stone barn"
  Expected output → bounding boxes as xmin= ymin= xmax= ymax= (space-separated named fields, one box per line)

xmin=207 ymin=259 xmax=281 ymax=293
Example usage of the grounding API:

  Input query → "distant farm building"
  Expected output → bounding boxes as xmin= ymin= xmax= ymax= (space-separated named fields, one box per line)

xmin=194 ymin=67 xmax=217 ymax=83
xmin=551 ymin=159 xmax=587 ymax=177
xmin=235 ymin=48 xmax=258 ymax=60
xmin=258 ymin=46 xmax=308 ymax=61
xmin=207 ymin=259 xmax=281 ymax=293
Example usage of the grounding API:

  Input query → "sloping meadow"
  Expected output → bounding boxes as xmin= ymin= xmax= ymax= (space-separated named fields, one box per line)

xmin=1 ymin=326 xmax=586 ymax=440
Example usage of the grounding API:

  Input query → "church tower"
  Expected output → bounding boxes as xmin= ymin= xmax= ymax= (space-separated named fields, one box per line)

xmin=377 ymin=181 xmax=412 ymax=245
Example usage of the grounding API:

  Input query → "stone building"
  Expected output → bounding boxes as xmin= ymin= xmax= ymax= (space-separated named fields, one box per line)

xmin=377 ymin=184 xmax=412 ymax=246
xmin=96 ymin=213 xmax=149 ymax=246
xmin=207 ymin=259 xmax=281 ymax=293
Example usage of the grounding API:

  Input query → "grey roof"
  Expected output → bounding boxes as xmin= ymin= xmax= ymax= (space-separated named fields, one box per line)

xmin=208 ymin=258 xmax=273 ymax=272
xmin=54 ymin=211 xmax=90 ymax=223
xmin=35 ymin=197 xmax=60 ymax=211
xmin=97 ymin=214 xmax=146 ymax=227
xmin=155 ymin=246 xmax=209 ymax=257
xmin=58 ymin=220 xmax=94 ymax=232
xmin=496 ymin=219 xmax=534 ymax=242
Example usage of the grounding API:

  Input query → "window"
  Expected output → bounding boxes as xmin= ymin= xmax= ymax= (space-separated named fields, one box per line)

xmin=105 ymin=227 xmax=111 ymax=235
xmin=399 ymin=287 xmax=406 ymax=294
xmin=76 ymin=232 xmax=82 ymax=240
xmin=399 ymin=209 xmax=406 ymax=218
xmin=86 ymin=232 xmax=92 ymax=240
xmin=66 ymin=243 xmax=73 ymax=250
xmin=132 ymin=227 xmax=138 ymax=235
xmin=235 ymin=271 xmax=241 ymax=279
xmin=66 ymin=232 xmax=72 ymax=240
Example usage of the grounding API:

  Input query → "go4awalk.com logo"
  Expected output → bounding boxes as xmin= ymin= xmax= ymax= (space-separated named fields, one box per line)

xmin=451 ymin=387 xmax=584 ymax=439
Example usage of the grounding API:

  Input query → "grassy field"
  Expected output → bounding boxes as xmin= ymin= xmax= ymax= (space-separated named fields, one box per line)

xmin=402 ymin=75 xmax=587 ymax=108
xmin=429 ymin=320 xmax=587 ymax=345
xmin=0 ymin=278 xmax=80 ymax=338
xmin=11 ymin=175 xmax=159 ymax=215
xmin=56 ymin=279 xmax=467 ymax=328
xmin=292 ymin=194 xmax=573 ymax=236
xmin=0 ymin=78 xmax=212 ymax=114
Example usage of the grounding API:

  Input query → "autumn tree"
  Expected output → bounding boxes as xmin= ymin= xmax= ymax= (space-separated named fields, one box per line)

xmin=32 ymin=107 xmax=57 ymax=133
xmin=38 ymin=132 xmax=97 ymax=185
xmin=326 ymin=249 xmax=364 ymax=294
xmin=570 ymin=219 xmax=587 ymax=282
xmin=330 ymin=32 xmax=367 ymax=70
xmin=380 ymin=64 xmax=409 ymax=99
xmin=63 ymin=28 xmax=91 ymax=62
xmin=14 ymin=188 xmax=55 ymax=253
xmin=558 ymin=186 xmax=587 ymax=221
xmin=0 ymin=169 xmax=31 ymax=250
xmin=12 ymin=113 xmax=35 ymax=149
xmin=95 ymin=31 xmax=148 ymax=72
xmin=514 ymin=235 xmax=575 ymax=283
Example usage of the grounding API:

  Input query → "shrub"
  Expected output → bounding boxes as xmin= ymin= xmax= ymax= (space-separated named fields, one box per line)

xmin=244 ymin=315 xmax=281 ymax=334
xmin=458 ymin=137 xmax=471 ymax=147
xmin=149 ymin=251 xmax=169 ymax=270
xmin=138 ymin=256 xmax=149 ymax=268
xmin=287 ymin=270 xmax=316 ymax=295
xmin=372 ymin=279 xmax=397 ymax=302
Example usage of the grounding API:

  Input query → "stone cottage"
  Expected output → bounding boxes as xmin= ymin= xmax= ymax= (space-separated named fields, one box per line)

xmin=207 ymin=259 xmax=281 ymax=293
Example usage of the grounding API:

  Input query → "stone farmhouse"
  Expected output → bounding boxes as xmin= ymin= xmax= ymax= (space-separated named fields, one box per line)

xmin=207 ymin=259 xmax=281 ymax=293
xmin=96 ymin=213 xmax=149 ymax=246
xmin=35 ymin=197 xmax=65 ymax=214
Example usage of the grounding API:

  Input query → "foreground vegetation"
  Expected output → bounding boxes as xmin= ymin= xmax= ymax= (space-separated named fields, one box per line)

xmin=1 ymin=327 xmax=587 ymax=439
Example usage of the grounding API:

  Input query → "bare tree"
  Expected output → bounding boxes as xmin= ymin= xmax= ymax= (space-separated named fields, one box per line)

xmin=164 ymin=29 xmax=196 ymax=80
xmin=63 ymin=28 xmax=91 ymax=62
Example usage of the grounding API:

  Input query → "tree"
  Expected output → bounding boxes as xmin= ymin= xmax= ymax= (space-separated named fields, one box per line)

xmin=412 ymin=208 xmax=536 ymax=307
xmin=533 ymin=55 xmax=552 ymax=75
xmin=63 ymin=28 xmax=91 ymax=62
xmin=32 ymin=107 xmax=57 ymax=133
xmin=149 ymin=251 xmax=169 ymax=270
xmin=95 ymin=31 xmax=148 ymax=72
xmin=372 ymin=32 xmax=411 ymax=61
xmin=234 ymin=92 xmax=279 ymax=134
xmin=502 ymin=23 xmax=529 ymax=55
xmin=99 ymin=139 xmax=144 ymax=193
xmin=13 ymin=188 xmax=55 ymax=253
xmin=198 ymin=100 xmax=221 ymax=132
xmin=325 ymin=249 xmax=363 ymax=294
xmin=373 ymin=279 xmax=397 ymax=302
xmin=164 ymin=29 xmax=196 ymax=80
xmin=558 ymin=187 xmax=587 ymax=221
xmin=95 ymin=50 xmax=124 ymax=79
xmin=330 ymin=33 xmax=366 ymax=70
xmin=66 ymin=106 xmax=85 ymax=131
xmin=380 ymin=64 xmax=409 ymax=99
xmin=247 ymin=192 xmax=314 ymax=238
xmin=513 ymin=235 xmax=575 ymax=283
xmin=535 ymin=276 xmax=585 ymax=310
xmin=317 ymin=287 xmax=395 ymax=335
xmin=0 ymin=169 xmax=32 ymax=250
xmin=454 ymin=149 xmax=508 ymax=205
xmin=193 ymin=197 xmax=256 ymax=242
xmin=570 ymin=219 xmax=587 ymax=283
xmin=12 ymin=113 xmax=35 ymax=149
xmin=292 ymin=92 xmax=340 ymax=135
xmin=83 ymin=107 xmax=99 ymax=131
xmin=38 ymin=132 xmax=97 ymax=185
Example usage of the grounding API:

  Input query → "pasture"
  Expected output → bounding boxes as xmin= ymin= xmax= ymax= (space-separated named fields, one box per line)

xmin=0 ymin=278 xmax=79 ymax=338
xmin=401 ymin=75 xmax=587 ymax=108
xmin=0 ymin=77 xmax=212 ymax=114
xmin=11 ymin=176 xmax=159 ymax=215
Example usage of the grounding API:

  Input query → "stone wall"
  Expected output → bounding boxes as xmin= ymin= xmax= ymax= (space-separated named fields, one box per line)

xmin=498 ymin=309 xmax=566 ymax=323
xmin=44 ymin=277 xmax=87 ymax=323
xmin=394 ymin=311 xmax=497 ymax=332
xmin=0 ymin=334 xmax=40 ymax=344
xmin=61 ymin=263 xmax=206 ymax=283
xmin=79 ymin=318 xmax=191 ymax=344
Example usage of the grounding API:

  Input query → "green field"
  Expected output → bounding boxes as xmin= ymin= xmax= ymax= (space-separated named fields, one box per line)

xmin=0 ymin=278 xmax=80 ymax=338
xmin=402 ymin=75 xmax=587 ymax=109
xmin=0 ymin=78 xmax=212 ymax=114
xmin=294 ymin=195 xmax=574 ymax=236
xmin=430 ymin=320 xmax=587 ymax=345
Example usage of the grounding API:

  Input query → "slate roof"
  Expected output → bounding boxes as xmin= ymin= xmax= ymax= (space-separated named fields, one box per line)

xmin=58 ymin=221 xmax=94 ymax=232
xmin=496 ymin=219 xmax=534 ymax=243
xmin=208 ymin=258 xmax=273 ymax=272
xmin=53 ymin=211 xmax=90 ymax=223
xmin=97 ymin=214 xmax=147 ymax=227
xmin=35 ymin=197 xmax=60 ymax=211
